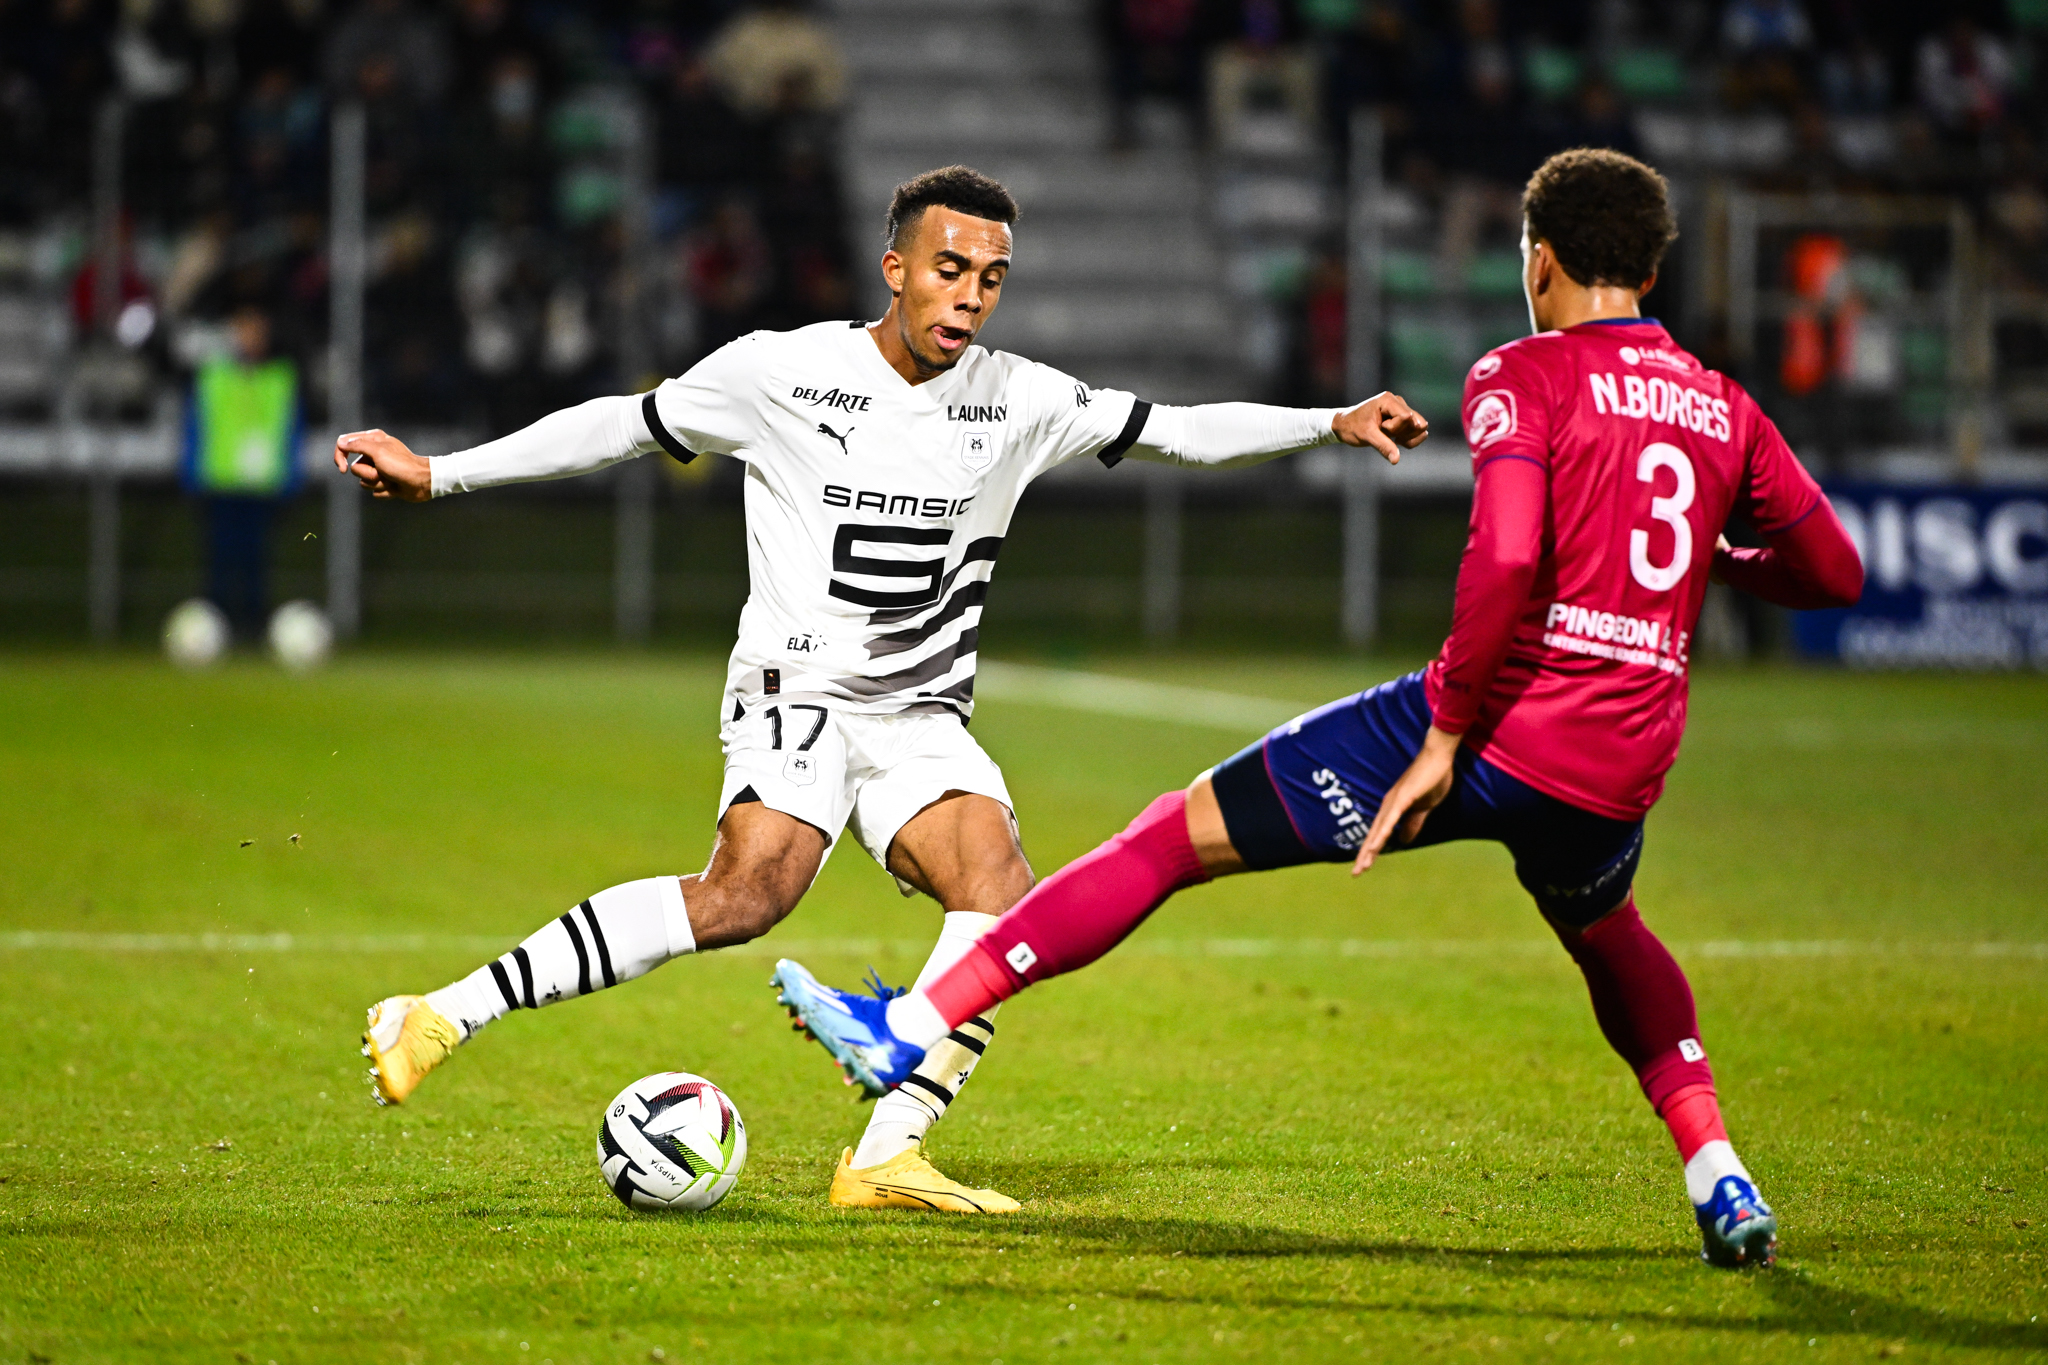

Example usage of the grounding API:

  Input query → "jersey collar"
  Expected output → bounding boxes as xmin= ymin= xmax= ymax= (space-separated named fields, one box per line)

xmin=847 ymin=321 xmax=969 ymax=410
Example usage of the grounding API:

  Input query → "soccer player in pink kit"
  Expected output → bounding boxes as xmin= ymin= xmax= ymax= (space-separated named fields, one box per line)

xmin=772 ymin=148 xmax=1863 ymax=1265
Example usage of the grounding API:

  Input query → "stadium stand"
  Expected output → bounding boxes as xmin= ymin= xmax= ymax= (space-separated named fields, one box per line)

xmin=0 ymin=0 xmax=2043 ymax=646
xmin=0 ymin=0 xmax=856 ymax=433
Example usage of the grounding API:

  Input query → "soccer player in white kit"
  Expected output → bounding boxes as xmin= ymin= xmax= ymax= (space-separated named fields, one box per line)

xmin=338 ymin=165 xmax=1428 ymax=1211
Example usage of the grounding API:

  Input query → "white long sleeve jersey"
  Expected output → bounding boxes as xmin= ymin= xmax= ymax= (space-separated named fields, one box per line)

xmin=434 ymin=320 xmax=1340 ymax=719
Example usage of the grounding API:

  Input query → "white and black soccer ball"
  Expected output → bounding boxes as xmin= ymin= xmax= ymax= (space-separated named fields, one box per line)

xmin=597 ymin=1072 xmax=746 ymax=1211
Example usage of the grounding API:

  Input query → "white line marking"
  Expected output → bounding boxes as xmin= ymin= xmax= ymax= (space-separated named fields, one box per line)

xmin=2 ymin=932 xmax=2041 ymax=960
xmin=0 ymin=932 xmax=513 ymax=954
xmin=975 ymin=662 xmax=1301 ymax=732
xmin=975 ymin=668 xmax=2048 ymax=744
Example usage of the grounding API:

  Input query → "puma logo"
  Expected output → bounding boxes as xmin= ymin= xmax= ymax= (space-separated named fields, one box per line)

xmin=817 ymin=423 xmax=852 ymax=454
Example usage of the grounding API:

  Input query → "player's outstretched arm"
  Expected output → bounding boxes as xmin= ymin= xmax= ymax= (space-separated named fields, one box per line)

xmin=335 ymin=393 xmax=665 ymax=501
xmin=1125 ymin=391 xmax=1429 ymax=471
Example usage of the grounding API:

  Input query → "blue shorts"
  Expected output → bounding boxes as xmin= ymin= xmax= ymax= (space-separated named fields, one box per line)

xmin=1208 ymin=671 xmax=1643 ymax=928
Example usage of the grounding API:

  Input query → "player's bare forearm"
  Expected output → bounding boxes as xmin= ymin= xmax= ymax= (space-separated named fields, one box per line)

xmin=1354 ymin=726 xmax=1461 ymax=874
xmin=1332 ymin=392 xmax=1431 ymax=464
xmin=334 ymin=429 xmax=432 ymax=502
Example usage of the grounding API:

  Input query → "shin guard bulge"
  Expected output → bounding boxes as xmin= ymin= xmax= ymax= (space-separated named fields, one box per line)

xmin=911 ymin=791 xmax=1211 ymax=1036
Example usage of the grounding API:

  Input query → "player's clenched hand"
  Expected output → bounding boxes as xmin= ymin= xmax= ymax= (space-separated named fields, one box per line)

xmin=333 ymin=429 xmax=432 ymax=502
xmin=1708 ymin=533 xmax=1734 ymax=584
xmin=1353 ymin=726 xmax=1461 ymax=875
xmin=1332 ymin=392 xmax=1430 ymax=465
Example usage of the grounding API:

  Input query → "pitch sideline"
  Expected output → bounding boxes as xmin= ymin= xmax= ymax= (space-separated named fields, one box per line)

xmin=975 ymin=662 xmax=1302 ymax=732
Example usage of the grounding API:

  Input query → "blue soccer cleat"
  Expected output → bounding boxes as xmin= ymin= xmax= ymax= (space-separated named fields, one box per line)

xmin=1696 ymin=1174 xmax=1778 ymax=1268
xmin=770 ymin=959 xmax=922 ymax=1099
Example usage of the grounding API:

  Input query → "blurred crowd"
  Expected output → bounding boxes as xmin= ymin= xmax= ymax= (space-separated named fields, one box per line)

xmin=6 ymin=0 xmax=2047 ymax=441
xmin=1101 ymin=0 xmax=2047 ymax=181
xmin=1108 ymin=0 xmax=2048 ymax=433
xmin=0 ymin=0 xmax=852 ymax=431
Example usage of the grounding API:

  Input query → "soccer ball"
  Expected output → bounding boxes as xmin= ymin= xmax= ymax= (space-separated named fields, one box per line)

xmin=596 ymin=1072 xmax=746 ymax=1211
xmin=163 ymin=598 xmax=229 ymax=669
xmin=267 ymin=600 xmax=333 ymax=672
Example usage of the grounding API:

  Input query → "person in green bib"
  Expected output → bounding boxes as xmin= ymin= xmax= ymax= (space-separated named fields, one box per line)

xmin=181 ymin=305 xmax=305 ymax=640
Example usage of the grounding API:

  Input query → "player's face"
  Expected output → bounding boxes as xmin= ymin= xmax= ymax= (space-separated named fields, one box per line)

xmin=883 ymin=208 xmax=1012 ymax=375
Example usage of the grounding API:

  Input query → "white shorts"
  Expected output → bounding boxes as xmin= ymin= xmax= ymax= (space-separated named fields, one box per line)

xmin=717 ymin=705 xmax=1014 ymax=895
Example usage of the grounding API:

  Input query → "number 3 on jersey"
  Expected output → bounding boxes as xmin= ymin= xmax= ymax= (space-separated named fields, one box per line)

xmin=1629 ymin=442 xmax=1695 ymax=592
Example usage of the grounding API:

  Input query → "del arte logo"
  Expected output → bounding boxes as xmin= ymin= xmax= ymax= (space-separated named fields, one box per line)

xmin=1471 ymin=354 xmax=1503 ymax=379
xmin=1466 ymin=390 xmax=1517 ymax=446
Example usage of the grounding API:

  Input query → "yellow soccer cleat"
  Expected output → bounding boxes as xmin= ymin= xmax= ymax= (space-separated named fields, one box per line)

xmin=361 ymin=995 xmax=461 ymax=1106
xmin=828 ymin=1145 xmax=1021 ymax=1213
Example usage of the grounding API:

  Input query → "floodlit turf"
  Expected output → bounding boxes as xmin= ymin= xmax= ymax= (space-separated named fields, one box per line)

xmin=0 ymin=651 xmax=2043 ymax=1363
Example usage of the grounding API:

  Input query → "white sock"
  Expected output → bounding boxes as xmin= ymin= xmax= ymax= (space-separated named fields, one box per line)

xmin=853 ymin=912 xmax=1002 ymax=1167
xmin=885 ymin=993 xmax=951 ymax=1052
xmin=424 ymin=876 xmax=693 ymax=1039
xmin=1683 ymin=1139 xmax=1753 ymax=1206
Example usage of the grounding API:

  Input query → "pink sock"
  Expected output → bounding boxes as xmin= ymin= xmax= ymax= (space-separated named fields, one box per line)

xmin=922 ymin=790 xmax=1211 ymax=1030
xmin=922 ymin=944 xmax=1014 ymax=1032
xmin=1553 ymin=897 xmax=1718 ymax=1122
xmin=1660 ymin=1082 xmax=1730 ymax=1163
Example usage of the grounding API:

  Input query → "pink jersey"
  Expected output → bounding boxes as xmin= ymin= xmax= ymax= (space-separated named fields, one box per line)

xmin=1423 ymin=319 xmax=1831 ymax=820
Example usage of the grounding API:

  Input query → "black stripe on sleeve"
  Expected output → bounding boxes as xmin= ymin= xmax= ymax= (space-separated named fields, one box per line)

xmin=1097 ymin=398 xmax=1153 ymax=468
xmin=489 ymin=960 xmax=520 ymax=1012
xmin=967 ymin=1015 xmax=996 ymax=1034
xmin=512 ymin=945 xmax=537 ymax=1010
xmin=945 ymin=1028 xmax=987 ymax=1056
xmin=901 ymin=1073 xmax=956 ymax=1106
xmin=559 ymin=912 xmax=591 ymax=997
xmin=641 ymin=391 xmax=697 ymax=465
xmin=579 ymin=900 xmax=617 ymax=988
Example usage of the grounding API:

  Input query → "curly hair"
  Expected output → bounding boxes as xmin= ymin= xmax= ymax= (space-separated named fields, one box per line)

xmin=1522 ymin=148 xmax=1676 ymax=289
xmin=885 ymin=165 xmax=1019 ymax=249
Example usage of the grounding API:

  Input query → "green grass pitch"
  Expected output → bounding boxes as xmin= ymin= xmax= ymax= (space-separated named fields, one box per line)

xmin=0 ymin=651 xmax=2043 ymax=1363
